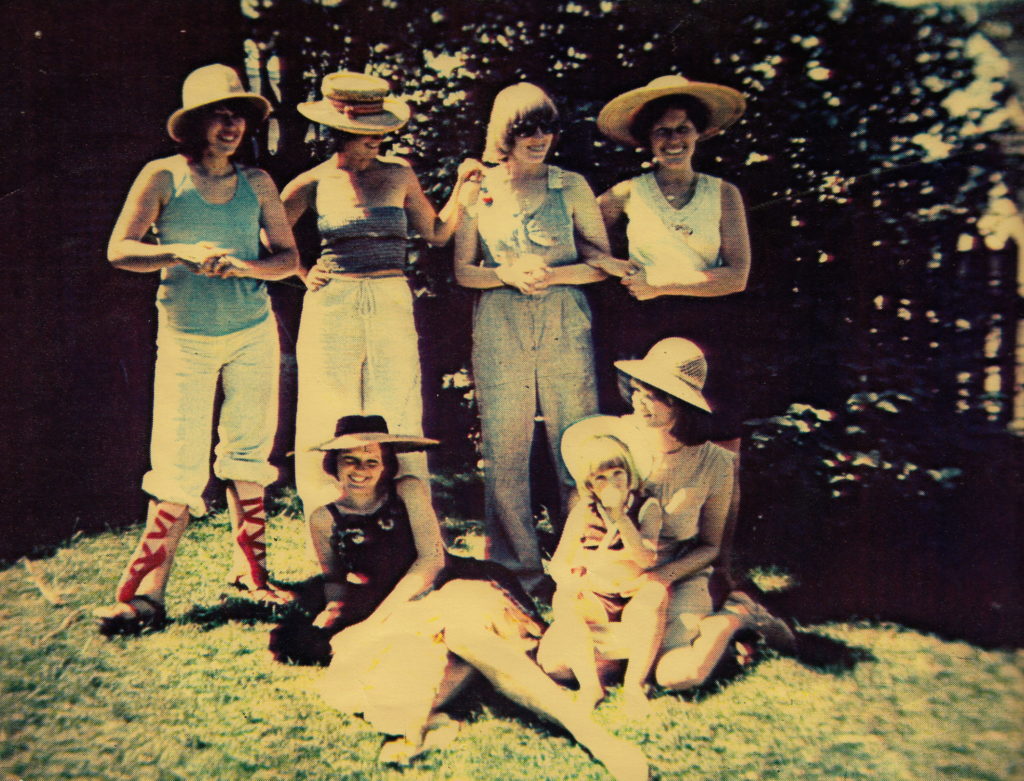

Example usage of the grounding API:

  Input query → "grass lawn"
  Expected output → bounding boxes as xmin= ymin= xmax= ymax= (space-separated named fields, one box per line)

xmin=1 ymin=502 xmax=1021 ymax=781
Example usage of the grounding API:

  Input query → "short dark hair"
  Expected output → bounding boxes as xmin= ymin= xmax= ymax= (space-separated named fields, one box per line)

xmin=619 ymin=374 xmax=712 ymax=446
xmin=330 ymin=127 xmax=371 ymax=152
xmin=175 ymin=98 xmax=261 ymax=161
xmin=630 ymin=94 xmax=711 ymax=147
xmin=321 ymin=442 xmax=400 ymax=486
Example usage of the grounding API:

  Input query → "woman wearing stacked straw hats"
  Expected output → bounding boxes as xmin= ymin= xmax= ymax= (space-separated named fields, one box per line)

xmin=589 ymin=75 xmax=751 ymax=592
xmin=282 ymin=72 xmax=482 ymax=524
xmin=453 ymin=83 xmax=610 ymax=595
xmin=95 ymin=64 xmax=299 ymax=633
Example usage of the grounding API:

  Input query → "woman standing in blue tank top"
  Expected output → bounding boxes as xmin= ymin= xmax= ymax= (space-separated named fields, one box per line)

xmin=282 ymin=72 xmax=482 ymax=542
xmin=94 ymin=65 xmax=299 ymax=634
xmin=454 ymin=83 xmax=611 ymax=596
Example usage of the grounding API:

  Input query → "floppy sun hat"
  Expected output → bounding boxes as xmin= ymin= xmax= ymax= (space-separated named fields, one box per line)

xmin=313 ymin=415 xmax=438 ymax=453
xmin=560 ymin=414 xmax=656 ymax=490
xmin=298 ymin=71 xmax=411 ymax=135
xmin=166 ymin=64 xmax=271 ymax=142
xmin=615 ymin=337 xmax=713 ymax=414
xmin=597 ymin=74 xmax=745 ymax=145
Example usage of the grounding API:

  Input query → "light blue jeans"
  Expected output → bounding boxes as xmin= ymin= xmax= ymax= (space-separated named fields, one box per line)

xmin=472 ymin=286 xmax=598 ymax=575
xmin=142 ymin=316 xmax=280 ymax=515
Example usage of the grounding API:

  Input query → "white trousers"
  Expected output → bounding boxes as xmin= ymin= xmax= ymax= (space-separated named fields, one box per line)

xmin=142 ymin=316 xmax=280 ymax=516
xmin=294 ymin=276 xmax=427 ymax=516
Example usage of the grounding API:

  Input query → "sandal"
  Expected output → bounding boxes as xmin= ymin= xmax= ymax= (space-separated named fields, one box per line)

xmin=722 ymin=591 xmax=797 ymax=653
xmin=225 ymin=574 xmax=293 ymax=605
xmin=94 ymin=595 xmax=167 ymax=636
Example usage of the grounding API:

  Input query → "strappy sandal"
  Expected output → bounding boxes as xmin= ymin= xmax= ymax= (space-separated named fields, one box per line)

xmin=94 ymin=595 xmax=167 ymax=636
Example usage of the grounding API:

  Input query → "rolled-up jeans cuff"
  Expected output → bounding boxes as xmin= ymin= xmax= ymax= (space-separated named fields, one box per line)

xmin=141 ymin=472 xmax=207 ymax=517
xmin=214 ymin=459 xmax=278 ymax=488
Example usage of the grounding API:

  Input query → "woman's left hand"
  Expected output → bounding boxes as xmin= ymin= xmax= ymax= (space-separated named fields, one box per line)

xmin=456 ymin=158 xmax=484 ymax=208
xmin=620 ymin=266 xmax=662 ymax=301
xmin=208 ymin=256 xmax=253 ymax=279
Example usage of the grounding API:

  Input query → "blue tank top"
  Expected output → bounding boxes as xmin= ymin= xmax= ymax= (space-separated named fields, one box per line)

xmin=315 ymin=177 xmax=408 ymax=275
xmin=473 ymin=165 xmax=577 ymax=269
xmin=154 ymin=157 xmax=270 ymax=336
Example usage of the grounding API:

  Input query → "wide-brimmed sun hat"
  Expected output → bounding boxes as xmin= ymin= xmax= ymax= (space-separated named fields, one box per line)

xmin=166 ymin=64 xmax=271 ymax=143
xmin=313 ymin=415 xmax=438 ymax=453
xmin=298 ymin=71 xmax=411 ymax=135
xmin=615 ymin=337 xmax=713 ymax=414
xmin=560 ymin=415 xmax=655 ymax=489
xmin=597 ymin=74 xmax=745 ymax=145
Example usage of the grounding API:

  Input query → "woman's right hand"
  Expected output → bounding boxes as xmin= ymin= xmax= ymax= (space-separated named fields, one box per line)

xmin=304 ymin=265 xmax=332 ymax=292
xmin=590 ymin=257 xmax=637 ymax=278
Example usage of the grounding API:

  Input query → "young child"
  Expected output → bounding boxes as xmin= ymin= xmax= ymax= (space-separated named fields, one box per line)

xmin=542 ymin=417 xmax=668 ymax=713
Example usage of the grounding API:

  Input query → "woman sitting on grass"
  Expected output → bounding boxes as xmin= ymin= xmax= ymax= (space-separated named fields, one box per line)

xmin=540 ymin=418 xmax=667 ymax=714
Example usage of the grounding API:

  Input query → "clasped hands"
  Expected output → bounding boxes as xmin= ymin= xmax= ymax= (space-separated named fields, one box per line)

xmin=175 ymin=241 xmax=251 ymax=278
xmin=495 ymin=253 xmax=551 ymax=295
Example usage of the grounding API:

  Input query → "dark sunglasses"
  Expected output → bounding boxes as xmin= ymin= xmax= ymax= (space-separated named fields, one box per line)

xmin=511 ymin=119 xmax=559 ymax=138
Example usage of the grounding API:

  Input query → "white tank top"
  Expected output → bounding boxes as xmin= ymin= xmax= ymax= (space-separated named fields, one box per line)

xmin=624 ymin=172 xmax=723 ymax=287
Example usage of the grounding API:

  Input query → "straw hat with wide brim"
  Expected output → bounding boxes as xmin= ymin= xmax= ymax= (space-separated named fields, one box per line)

xmin=615 ymin=337 xmax=713 ymax=414
xmin=298 ymin=71 xmax=411 ymax=135
xmin=166 ymin=64 xmax=271 ymax=143
xmin=560 ymin=415 xmax=656 ymax=489
xmin=597 ymin=74 xmax=745 ymax=146
xmin=313 ymin=414 xmax=438 ymax=453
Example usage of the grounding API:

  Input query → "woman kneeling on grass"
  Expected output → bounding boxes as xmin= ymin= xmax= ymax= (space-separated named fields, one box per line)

xmin=541 ymin=417 xmax=667 ymax=714
xmin=540 ymin=338 xmax=793 ymax=697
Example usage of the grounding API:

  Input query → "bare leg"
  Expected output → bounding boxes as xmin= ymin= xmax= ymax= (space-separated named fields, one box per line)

xmin=543 ymin=589 xmax=605 ymax=708
xmin=653 ymin=613 xmax=742 ymax=691
xmin=619 ymin=581 xmax=668 ymax=713
xmin=444 ymin=623 xmax=648 ymax=781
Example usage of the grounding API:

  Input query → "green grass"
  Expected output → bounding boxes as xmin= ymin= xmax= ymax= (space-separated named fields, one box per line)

xmin=1 ymin=507 xmax=1022 ymax=781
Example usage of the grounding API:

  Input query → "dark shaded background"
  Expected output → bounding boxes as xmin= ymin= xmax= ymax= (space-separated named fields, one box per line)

xmin=1 ymin=0 xmax=1020 ymax=648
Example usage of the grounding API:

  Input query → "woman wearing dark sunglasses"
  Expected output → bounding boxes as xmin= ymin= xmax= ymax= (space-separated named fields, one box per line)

xmin=454 ymin=83 xmax=610 ymax=596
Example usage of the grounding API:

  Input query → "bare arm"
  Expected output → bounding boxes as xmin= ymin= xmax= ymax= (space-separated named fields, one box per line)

xmin=453 ymin=211 xmax=540 ymax=292
xmin=107 ymin=161 xmax=230 ymax=272
xmin=609 ymin=497 xmax=660 ymax=570
xmin=309 ymin=506 xmax=350 ymax=627
xmin=361 ymin=476 xmax=446 ymax=624
xmin=405 ymin=159 xmax=483 ymax=246
xmin=223 ymin=169 xmax=298 ymax=281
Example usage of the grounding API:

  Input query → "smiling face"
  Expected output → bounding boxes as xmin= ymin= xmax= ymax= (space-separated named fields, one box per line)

xmin=649 ymin=107 xmax=701 ymax=169
xmin=508 ymin=123 xmax=554 ymax=166
xmin=202 ymin=104 xmax=247 ymax=156
xmin=335 ymin=443 xmax=386 ymax=499
xmin=629 ymin=378 xmax=679 ymax=430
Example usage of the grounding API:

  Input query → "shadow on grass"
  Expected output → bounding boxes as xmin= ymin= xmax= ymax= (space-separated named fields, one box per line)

xmin=179 ymin=595 xmax=295 ymax=630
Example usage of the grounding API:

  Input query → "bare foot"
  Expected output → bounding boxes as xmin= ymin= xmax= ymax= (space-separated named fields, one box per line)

xmin=377 ymin=714 xmax=461 ymax=766
xmin=621 ymin=685 xmax=654 ymax=719
xmin=577 ymin=684 xmax=606 ymax=710
xmin=588 ymin=734 xmax=649 ymax=781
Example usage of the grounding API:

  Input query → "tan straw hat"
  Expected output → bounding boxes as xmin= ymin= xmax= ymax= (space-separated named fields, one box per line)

xmin=597 ymin=74 xmax=745 ymax=145
xmin=615 ymin=337 xmax=713 ymax=414
xmin=166 ymin=64 xmax=271 ymax=142
xmin=298 ymin=71 xmax=411 ymax=135
xmin=313 ymin=415 xmax=438 ymax=453
xmin=561 ymin=415 xmax=655 ymax=489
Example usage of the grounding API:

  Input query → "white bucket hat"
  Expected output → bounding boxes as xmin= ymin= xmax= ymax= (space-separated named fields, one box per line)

xmin=560 ymin=415 xmax=655 ymax=489
xmin=597 ymin=74 xmax=745 ymax=145
xmin=166 ymin=64 xmax=271 ymax=142
xmin=615 ymin=337 xmax=713 ymax=414
xmin=298 ymin=71 xmax=411 ymax=135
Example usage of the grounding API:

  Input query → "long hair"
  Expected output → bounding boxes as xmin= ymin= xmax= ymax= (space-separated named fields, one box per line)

xmin=483 ymin=82 xmax=559 ymax=164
